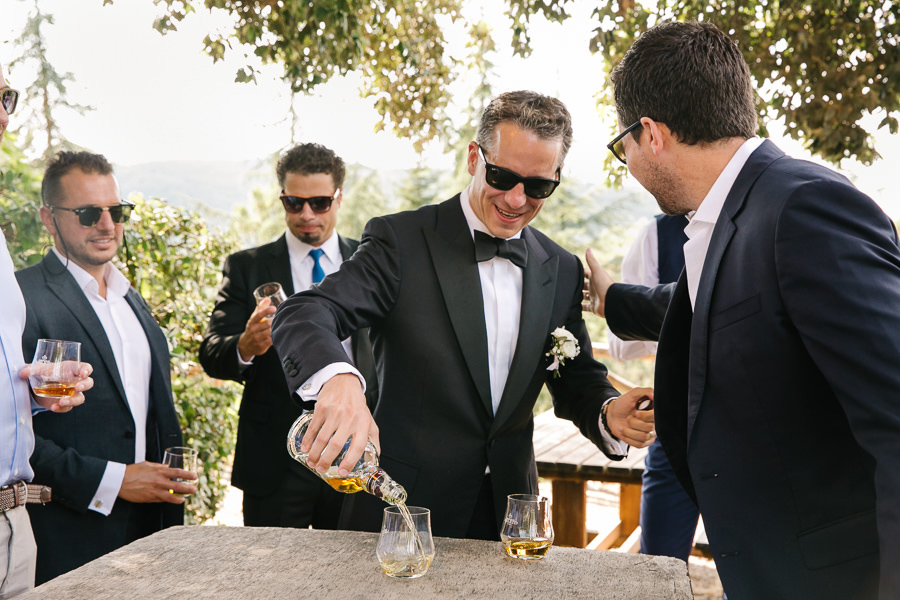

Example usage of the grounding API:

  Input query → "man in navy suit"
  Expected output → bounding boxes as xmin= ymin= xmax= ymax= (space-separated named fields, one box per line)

xmin=586 ymin=21 xmax=900 ymax=599
xmin=16 ymin=151 xmax=189 ymax=583
xmin=272 ymin=91 xmax=656 ymax=540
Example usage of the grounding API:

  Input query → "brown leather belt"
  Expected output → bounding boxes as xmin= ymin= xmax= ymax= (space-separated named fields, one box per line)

xmin=0 ymin=482 xmax=52 ymax=511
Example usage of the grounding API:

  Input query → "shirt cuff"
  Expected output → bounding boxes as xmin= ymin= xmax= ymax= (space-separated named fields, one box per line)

xmin=598 ymin=397 xmax=630 ymax=457
xmin=296 ymin=362 xmax=366 ymax=402
xmin=88 ymin=461 xmax=126 ymax=516
xmin=236 ymin=344 xmax=254 ymax=369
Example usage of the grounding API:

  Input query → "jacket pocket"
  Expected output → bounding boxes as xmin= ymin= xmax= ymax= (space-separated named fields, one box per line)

xmin=710 ymin=294 xmax=761 ymax=331
xmin=797 ymin=509 xmax=878 ymax=570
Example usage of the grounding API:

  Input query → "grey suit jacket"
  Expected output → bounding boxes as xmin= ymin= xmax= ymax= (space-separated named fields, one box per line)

xmin=17 ymin=251 xmax=182 ymax=583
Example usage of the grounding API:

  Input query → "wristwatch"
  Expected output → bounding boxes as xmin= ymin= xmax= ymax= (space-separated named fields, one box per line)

xmin=600 ymin=397 xmax=619 ymax=441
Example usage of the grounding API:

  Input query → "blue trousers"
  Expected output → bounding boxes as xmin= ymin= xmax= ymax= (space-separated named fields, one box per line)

xmin=639 ymin=439 xmax=700 ymax=562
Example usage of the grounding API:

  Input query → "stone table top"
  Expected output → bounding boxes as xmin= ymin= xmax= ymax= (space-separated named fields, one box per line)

xmin=21 ymin=525 xmax=693 ymax=599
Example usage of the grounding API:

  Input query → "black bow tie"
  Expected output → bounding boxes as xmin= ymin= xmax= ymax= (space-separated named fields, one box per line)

xmin=473 ymin=230 xmax=528 ymax=269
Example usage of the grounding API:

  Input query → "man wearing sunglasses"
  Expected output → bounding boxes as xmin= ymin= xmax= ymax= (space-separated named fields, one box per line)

xmin=585 ymin=22 xmax=900 ymax=599
xmin=0 ymin=65 xmax=94 ymax=599
xmin=200 ymin=143 xmax=377 ymax=530
xmin=15 ymin=151 xmax=187 ymax=584
xmin=272 ymin=91 xmax=655 ymax=541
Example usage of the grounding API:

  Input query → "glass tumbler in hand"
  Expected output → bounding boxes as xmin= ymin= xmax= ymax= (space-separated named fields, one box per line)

xmin=253 ymin=281 xmax=288 ymax=314
xmin=162 ymin=446 xmax=199 ymax=497
xmin=29 ymin=339 xmax=82 ymax=400
xmin=501 ymin=494 xmax=554 ymax=559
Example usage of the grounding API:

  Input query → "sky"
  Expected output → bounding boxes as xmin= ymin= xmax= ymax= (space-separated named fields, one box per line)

xmin=2 ymin=0 xmax=898 ymax=218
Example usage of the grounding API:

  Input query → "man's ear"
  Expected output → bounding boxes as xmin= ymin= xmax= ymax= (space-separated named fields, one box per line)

xmin=466 ymin=141 xmax=479 ymax=176
xmin=643 ymin=118 xmax=669 ymax=157
xmin=39 ymin=205 xmax=57 ymax=237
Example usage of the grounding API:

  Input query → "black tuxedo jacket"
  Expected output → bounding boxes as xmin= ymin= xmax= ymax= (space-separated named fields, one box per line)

xmin=199 ymin=234 xmax=377 ymax=495
xmin=272 ymin=196 xmax=620 ymax=537
xmin=16 ymin=251 xmax=182 ymax=583
xmin=606 ymin=141 xmax=900 ymax=599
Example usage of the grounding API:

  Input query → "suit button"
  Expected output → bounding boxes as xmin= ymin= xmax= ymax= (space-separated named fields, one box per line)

xmin=290 ymin=369 xmax=299 ymax=377
xmin=700 ymin=472 xmax=718 ymax=480
xmin=123 ymin=431 xmax=134 ymax=440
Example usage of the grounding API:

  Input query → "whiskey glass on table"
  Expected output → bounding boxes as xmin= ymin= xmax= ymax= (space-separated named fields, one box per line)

xmin=376 ymin=505 xmax=435 ymax=578
xmin=500 ymin=494 xmax=554 ymax=559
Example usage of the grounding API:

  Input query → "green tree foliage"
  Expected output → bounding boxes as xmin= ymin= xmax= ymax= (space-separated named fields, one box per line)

xmin=121 ymin=196 xmax=242 ymax=524
xmin=133 ymin=0 xmax=897 ymax=165
xmin=9 ymin=0 xmax=92 ymax=163
xmin=136 ymin=0 xmax=463 ymax=152
xmin=393 ymin=165 xmax=444 ymax=212
xmin=0 ymin=132 xmax=49 ymax=266
xmin=508 ymin=0 xmax=900 ymax=166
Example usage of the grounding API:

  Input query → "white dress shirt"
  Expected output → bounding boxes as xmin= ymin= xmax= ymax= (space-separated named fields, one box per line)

xmin=53 ymin=249 xmax=152 ymax=515
xmin=284 ymin=230 xmax=353 ymax=359
xmin=1 ymin=231 xmax=37 ymax=487
xmin=459 ymin=188 xmax=523 ymax=414
xmin=683 ymin=137 xmax=764 ymax=309
xmin=607 ymin=218 xmax=665 ymax=361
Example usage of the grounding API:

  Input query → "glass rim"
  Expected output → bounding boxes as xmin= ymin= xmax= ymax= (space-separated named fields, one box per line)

xmin=36 ymin=338 xmax=81 ymax=346
xmin=507 ymin=493 xmax=548 ymax=503
xmin=383 ymin=505 xmax=430 ymax=515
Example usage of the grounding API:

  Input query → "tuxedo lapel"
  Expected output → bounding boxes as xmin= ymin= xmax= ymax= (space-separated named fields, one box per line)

xmin=686 ymin=141 xmax=784 ymax=440
xmin=40 ymin=253 xmax=129 ymax=405
xmin=492 ymin=228 xmax=557 ymax=430
xmin=266 ymin=234 xmax=295 ymax=296
xmin=423 ymin=199 xmax=492 ymax=417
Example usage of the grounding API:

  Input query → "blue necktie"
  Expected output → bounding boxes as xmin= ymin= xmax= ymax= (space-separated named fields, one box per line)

xmin=309 ymin=249 xmax=325 ymax=284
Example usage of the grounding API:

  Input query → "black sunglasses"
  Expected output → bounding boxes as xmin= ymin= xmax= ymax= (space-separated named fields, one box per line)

xmin=280 ymin=190 xmax=339 ymax=214
xmin=51 ymin=201 xmax=135 ymax=227
xmin=477 ymin=146 xmax=560 ymax=200
xmin=607 ymin=120 xmax=643 ymax=165
xmin=1 ymin=87 xmax=19 ymax=115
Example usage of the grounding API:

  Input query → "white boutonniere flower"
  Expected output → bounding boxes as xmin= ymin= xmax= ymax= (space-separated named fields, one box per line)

xmin=546 ymin=327 xmax=580 ymax=378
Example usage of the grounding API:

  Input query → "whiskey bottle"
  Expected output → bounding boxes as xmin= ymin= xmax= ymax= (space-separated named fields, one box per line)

xmin=286 ymin=412 xmax=407 ymax=505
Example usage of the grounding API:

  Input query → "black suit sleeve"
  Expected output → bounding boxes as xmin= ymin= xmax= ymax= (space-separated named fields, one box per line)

xmin=546 ymin=255 xmax=623 ymax=458
xmin=199 ymin=253 xmax=255 ymax=383
xmin=605 ymin=282 xmax=675 ymax=342
xmin=272 ymin=216 xmax=401 ymax=400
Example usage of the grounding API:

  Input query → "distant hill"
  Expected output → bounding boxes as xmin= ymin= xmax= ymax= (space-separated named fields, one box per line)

xmin=115 ymin=160 xmax=269 ymax=222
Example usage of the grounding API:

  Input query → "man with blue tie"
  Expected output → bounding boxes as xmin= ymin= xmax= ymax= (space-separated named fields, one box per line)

xmin=200 ymin=142 xmax=377 ymax=528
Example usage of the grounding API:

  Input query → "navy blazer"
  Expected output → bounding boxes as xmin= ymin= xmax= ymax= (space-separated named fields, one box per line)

xmin=272 ymin=197 xmax=620 ymax=537
xmin=17 ymin=251 xmax=182 ymax=583
xmin=199 ymin=233 xmax=377 ymax=495
xmin=607 ymin=141 xmax=900 ymax=599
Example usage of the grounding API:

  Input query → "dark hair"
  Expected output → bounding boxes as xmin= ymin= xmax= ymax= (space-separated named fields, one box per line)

xmin=42 ymin=151 xmax=115 ymax=207
xmin=476 ymin=90 xmax=574 ymax=167
xmin=276 ymin=143 xmax=346 ymax=190
xmin=610 ymin=21 xmax=758 ymax=145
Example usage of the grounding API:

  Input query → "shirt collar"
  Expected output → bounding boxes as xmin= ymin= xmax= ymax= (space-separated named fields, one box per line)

xmin=284 ymin=229 xmax=341 ymax=263
xmin=51 ymin=247 xmax=130 ymax=299
xmin=686 ymin=137 xmax=765 ymax=233
xmin=459 ymin=187 xmax=523 ymax=241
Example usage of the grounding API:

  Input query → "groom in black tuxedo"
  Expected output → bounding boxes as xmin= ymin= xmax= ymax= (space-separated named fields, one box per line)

xmin=272 ymin=91 xmax=655 ymax=539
